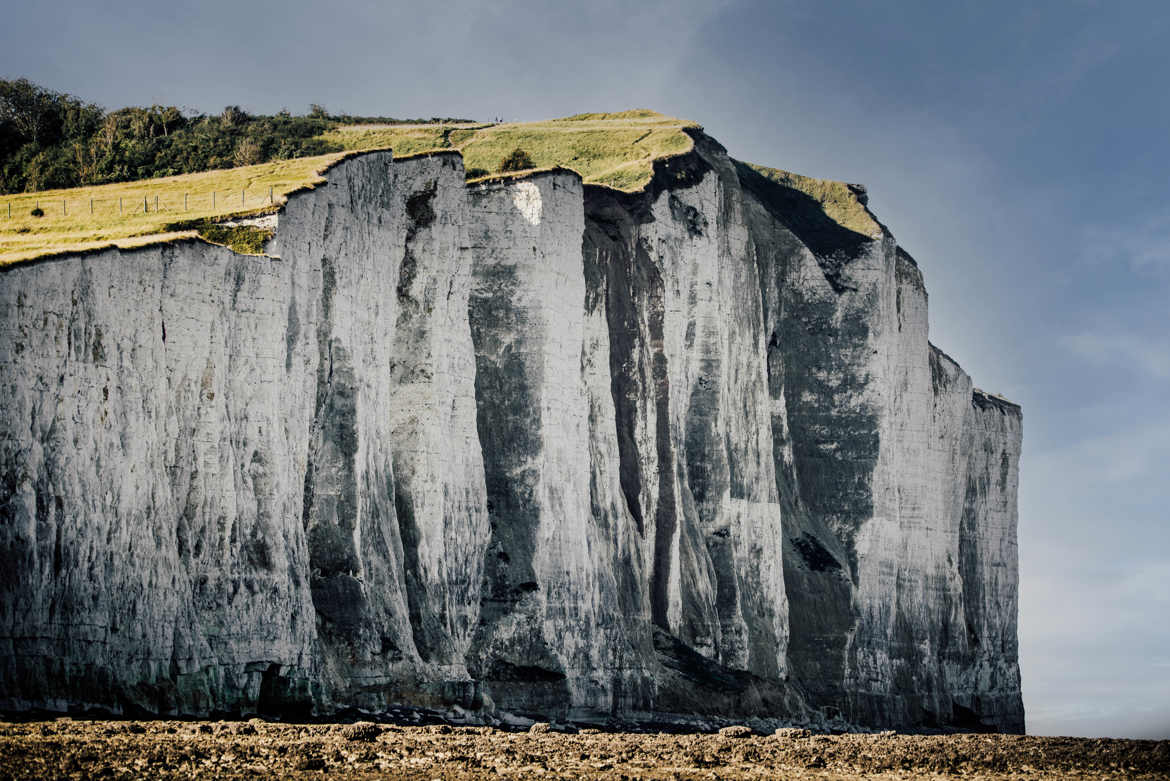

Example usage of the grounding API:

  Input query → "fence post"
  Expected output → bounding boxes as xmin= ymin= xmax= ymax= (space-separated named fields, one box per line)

xmin=144 ymin=195 xmax=148 ymax=213
xmin=90 ymin=198 xmax=93 ymax=215
xmin=241 ymin=188 xmax=244 ymax=206
xmin=63 ymin=198 xmax=66 ymax=216
xmin=155 ymin=195 xmax=158 ymax=212
xmin=269 ymin=186 xmax=273 ymax=204
xmin=212 ymin=191 xmax=216 ymax=208
xmin=184 ymin=192 xmax=188 ymax=211
xmin=7 ymin=202 xmax=10 ymax=218
xmin=119 ymin=197 xmax=123 ymax=214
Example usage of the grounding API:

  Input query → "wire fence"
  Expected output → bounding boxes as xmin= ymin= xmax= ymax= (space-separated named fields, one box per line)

xmin=1 ymin=186 xmax=278 ymax=220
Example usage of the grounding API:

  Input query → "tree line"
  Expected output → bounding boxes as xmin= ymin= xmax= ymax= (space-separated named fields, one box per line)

xmin=0 ymin=79 xmax=472 ymax=194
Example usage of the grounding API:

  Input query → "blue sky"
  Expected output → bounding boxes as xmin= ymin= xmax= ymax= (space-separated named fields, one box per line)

xmin=4 ymin=0 xmax=1167 ymax=739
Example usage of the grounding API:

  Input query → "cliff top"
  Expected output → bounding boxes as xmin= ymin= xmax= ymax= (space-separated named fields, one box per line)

xmin=736 ymin=162 xmax=881 ymax=239
xmin=0 ymin=111 xmax=698 ymax=266
xmin=322 ymin=110 xmax=697 ymax=190
xmin=973 ymin=388 xmax=1023 ymax=414
xmin=0 ymin=110 xmax=868 ymax=268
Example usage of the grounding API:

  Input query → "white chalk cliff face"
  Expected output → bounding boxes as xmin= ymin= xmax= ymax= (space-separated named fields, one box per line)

xmin=0 ymin=133 xmax=1023 ymax=732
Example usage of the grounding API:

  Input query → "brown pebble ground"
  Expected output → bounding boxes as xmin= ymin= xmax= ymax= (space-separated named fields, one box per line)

xmin=1 ymin=719 xmax=1167 ymax=779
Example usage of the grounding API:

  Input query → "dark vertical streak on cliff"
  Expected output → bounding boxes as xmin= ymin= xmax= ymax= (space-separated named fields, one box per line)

xmin=583 ymin=144 xmax=715 ymax=633
xmin=466 ymin=192 xmax=570 ymax=711
xmin=394 ymin=180 xmax=441 ymax=664
xmin=593 ymin=212 xmax=646 ymax=538
xmin=302 ymin=250 xmax=367 ymax=639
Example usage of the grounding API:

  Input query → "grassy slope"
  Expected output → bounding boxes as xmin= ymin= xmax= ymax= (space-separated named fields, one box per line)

xmin=0 ymin=110 xmax=873 ymax=266
xmin=737 ymin=161 xmax=880 ymax=238
xmin=0 ymin=153 xmax=350 ymax=265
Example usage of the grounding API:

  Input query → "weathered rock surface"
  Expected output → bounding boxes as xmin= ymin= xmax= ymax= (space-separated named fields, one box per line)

xmin=0 ymin=131 xmax=1023 ymax=731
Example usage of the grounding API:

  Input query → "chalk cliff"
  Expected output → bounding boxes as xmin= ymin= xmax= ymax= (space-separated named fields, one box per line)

xmin=0 ymin=130 xmax=1023 ymax=731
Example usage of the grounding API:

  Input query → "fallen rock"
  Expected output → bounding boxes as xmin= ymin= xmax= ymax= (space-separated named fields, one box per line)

xmin=719 ymin=725 xmax=754 ymax=739
xmin=340 ymin=722 xmax=382 ymax=742
xmin=774 ymin=727 xmax=812 ymax=739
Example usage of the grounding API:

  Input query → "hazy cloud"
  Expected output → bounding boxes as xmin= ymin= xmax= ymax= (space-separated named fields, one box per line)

xmin=1066 ymin=326 xmax=1170 ymax=381
xmin=1084 ymin=211 xmax=1170 ymax=274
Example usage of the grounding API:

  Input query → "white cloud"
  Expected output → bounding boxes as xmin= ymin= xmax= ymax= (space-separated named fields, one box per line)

xmin=1083 ymin=210 xmax=1170 ymax=273
xmin=1026 ymin=411 xmax=1170 ymax=486
xmin=1065 ymin=326 xmax=1170 ymax=381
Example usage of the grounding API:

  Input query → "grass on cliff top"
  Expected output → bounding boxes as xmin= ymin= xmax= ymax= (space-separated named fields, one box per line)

xmin=738 ymin=161 xmax=881 ymax=238
xmin=0 ymin=153 xmax=350 ymax=266
xmin=1 ymin=111 xmax=695 ymax=267
xmin=320 ymin=110 xmax=697 ymax=189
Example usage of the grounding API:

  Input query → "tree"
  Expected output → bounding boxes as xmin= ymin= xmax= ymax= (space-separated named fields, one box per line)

xmin=220 ymin=105 xmax=248 ymax=127
xmin=156 ymin=105 xmax=184 ymax=137
xmin=233 ymin=137 xmax=262 ymax=167
xmin=0 ymin=78 xmax=64 ymax=145
xmin=498 ymin=147 xmax=534 ymax=173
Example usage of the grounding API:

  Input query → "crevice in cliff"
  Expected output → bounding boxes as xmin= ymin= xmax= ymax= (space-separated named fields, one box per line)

xmin=393 ymin=179 xmax=448 ymax=665
xmin=586 ymin=198 xmax=647 ymax=537
xmin=301 ymin=253 xmax=366 ymax=641
xmin=648 ymin=247 xmax=679 ymax=631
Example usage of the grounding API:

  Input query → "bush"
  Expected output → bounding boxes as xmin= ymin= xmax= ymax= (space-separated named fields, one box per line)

xmin=29 ymin=206 xmax=43 ymax=217
xmin=233 ymin=138 xmax=262 ymax=167
xmin=195 ymin=222 xmax=274 ymax=254
xmin=498 ymin=147 xmax=534 ymax=173
xmin=0 ymin=79 xmax=342 ymax=194
xmin=464 ymin=166 xmax=490 ymax=180
xmin=0 ymin=79 xmax=472 ymax=195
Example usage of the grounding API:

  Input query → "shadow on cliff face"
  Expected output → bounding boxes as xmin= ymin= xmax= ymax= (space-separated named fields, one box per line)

xmin=734 ymin=160 xmax=876 ymax=294
xmin=581 ymin=139 xmax=812 ymax=721
xmin=739 ymin=161 xmax=883 ymax=725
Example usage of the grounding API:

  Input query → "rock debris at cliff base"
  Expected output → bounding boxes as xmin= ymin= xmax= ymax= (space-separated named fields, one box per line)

xmin=0 ymin=131 xmax=1023 ymax=732
xmin=3 ymin=719 xmax=1168 ymax=780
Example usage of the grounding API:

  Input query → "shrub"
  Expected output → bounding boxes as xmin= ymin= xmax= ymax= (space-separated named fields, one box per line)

xmin=29 ymin=206 xmax=43 ymax=217
xmin=196 ymin=222 xmax=273 ymax=254
xmin=233 ymin=138 xmax=262 ymax=167
xmin=498 ymin=147 xmax=534 ymax=173
xmin=465 ymin=166 xmax=490 ymax=180
xmin=220 ymin=105 xmax=248 ymax=127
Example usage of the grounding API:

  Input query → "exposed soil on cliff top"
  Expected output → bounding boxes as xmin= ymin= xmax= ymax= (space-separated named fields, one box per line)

xmin=1 ymin=719 xmax=1167 ymax=779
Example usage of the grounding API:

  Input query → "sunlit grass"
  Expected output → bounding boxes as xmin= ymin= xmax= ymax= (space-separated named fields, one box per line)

xmin=320 ymin=111 xmax=697 ymax=187
xmin=737 ymin=162 xmax=881 ymax=238
xmin=0 ymin=154 xmax=352 ymax=266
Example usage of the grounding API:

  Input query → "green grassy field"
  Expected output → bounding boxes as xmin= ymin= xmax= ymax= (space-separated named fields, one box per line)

xmin=0 ymin=153 xmax=353 ymax=265
xmin=320 ymin=111 xmax=696 ymax=188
